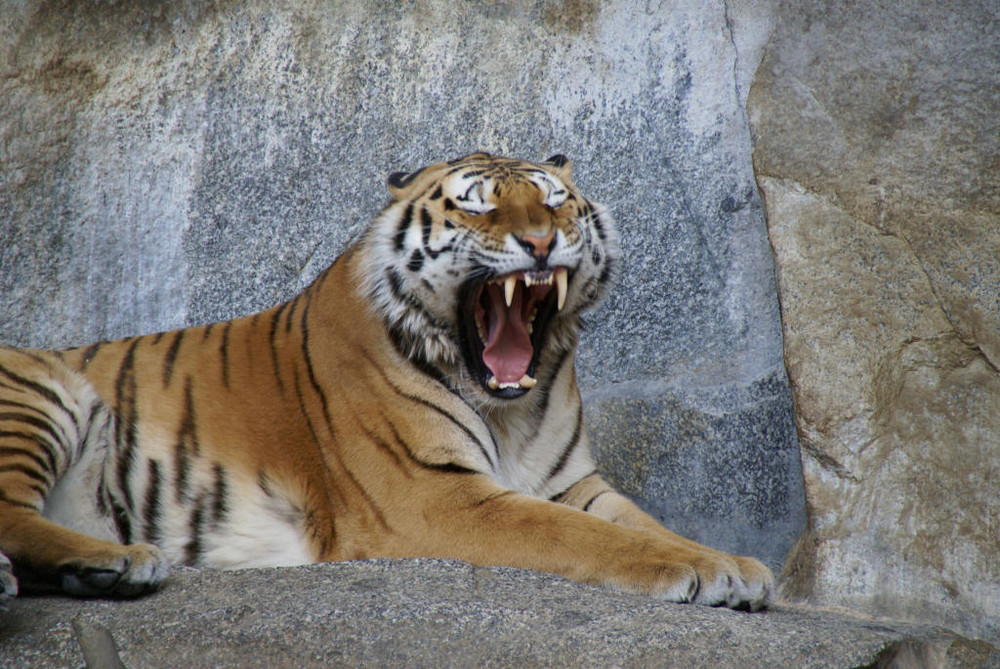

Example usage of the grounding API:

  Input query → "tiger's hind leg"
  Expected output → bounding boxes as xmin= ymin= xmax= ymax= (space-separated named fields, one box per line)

xmin=0 ymin=349 xmax=169 ymax=597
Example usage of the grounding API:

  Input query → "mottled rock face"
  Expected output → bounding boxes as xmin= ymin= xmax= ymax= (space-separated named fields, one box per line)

xmin=749 ymin=0 xmax=1000 ymax=643
xmin=0 ymin=0 xmax=802 ymax=574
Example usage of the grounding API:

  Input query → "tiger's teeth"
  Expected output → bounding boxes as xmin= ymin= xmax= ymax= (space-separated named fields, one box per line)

xmin=555 ymin=267 xmax=568 ymax=311
xmin=504 ymin=275 xmax=517 ymax=307
xmin=487 ymin=374 xmax=537 ymax=391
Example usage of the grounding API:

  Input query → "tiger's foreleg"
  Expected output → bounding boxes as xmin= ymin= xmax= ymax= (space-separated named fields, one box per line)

xmin=408 ymin=474 xmax=772 ymax=610
xmin=0 ymin=551 xmax=16 ymax=604
xmin=0 ymin=505 xmax=168 ymax=597
xmin=550 ymin=473 xmax=775 ymax=609
xmin=0 ymin=350 xmax=169 ymax=597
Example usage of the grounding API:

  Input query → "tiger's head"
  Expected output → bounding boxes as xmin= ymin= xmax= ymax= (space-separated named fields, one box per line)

xmin=359 ymin=153 xmax=619 ymax=400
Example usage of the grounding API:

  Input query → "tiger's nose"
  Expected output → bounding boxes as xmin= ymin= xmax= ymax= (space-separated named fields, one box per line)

xmin=517 ymin=231 xmax=556 ymax=260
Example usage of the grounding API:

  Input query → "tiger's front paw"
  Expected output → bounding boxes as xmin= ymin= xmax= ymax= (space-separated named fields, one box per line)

xmin=686 ymin=553 xmax=774 ymax=611
xmin=0 ymin=552 xmax=17 ymax=605
xmin=59 ymin=543 xmax=170 ymax=598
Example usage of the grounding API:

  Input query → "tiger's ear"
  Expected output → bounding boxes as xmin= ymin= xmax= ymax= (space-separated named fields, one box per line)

xmin=386 ymin=159 xmax=451 ymax=200
xmin=387 ymin=165 xmax=428 ymax=199
xmin=544 ymin=154 xmax=572 ymax=181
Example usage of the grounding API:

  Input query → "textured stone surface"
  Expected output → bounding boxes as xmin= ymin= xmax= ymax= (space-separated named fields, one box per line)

xmin=584 ymin=366 xmax=803 ymax=563
xmin=0 ymin=0 xmax=802 ymax=571
xmin=3 ymin=560 xmax=996 ymax=668
xmin=749 ymin=0 xmax=1000 ymax=644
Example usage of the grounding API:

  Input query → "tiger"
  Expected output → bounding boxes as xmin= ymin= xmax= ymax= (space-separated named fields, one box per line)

xmin=0 ymin=153 xmax=773 ymax=609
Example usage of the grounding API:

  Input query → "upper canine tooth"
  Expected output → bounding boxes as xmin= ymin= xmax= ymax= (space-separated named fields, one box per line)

xmin=504 ymin=275 xmax=517 ymax=307
xmin=555 ymin=267 xmax=568 ymax=311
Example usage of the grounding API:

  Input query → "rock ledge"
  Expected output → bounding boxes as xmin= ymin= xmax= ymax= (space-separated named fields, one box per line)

xmin=2 ymin=559 xmax=994 ymax=668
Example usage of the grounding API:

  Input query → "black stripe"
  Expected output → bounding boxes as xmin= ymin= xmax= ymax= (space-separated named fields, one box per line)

xmin=0 ymin=432 xmax=59 ymax=474
xmin=174 ymin=377 xmax=198 ymax=502
xmin=394 ymin=203 xmax=414 ymax=252
xmin=361 ymin=347 xmax=495 ymax=469
xmin=3 ymin=386 xmax=72 ymax=429
xmin=311 ymin=263 xmax=335 ymax=292
xmin=583 ymin=490 xmax=610 ymax=513
xmin=285 ymin=294 xmax=300 ymax=334
xmin=299 ymin=299 xmax=336 ymax=438
xmin=474 ymin=489 xmax=515 ymax=507
xmin=78 ymin=342 xmax=105 ymax=371
xmin=151 ymin=332 xmax=165 ymax=346
xmin=184 ymin=496 xmax=205 ymax=566
xmin=290 ymin=341 xmax=348 ymax=517
xmin=257 ymin=469 xmax=274 ymax=497
xmin=116 ymin=441 xmax=137 ymax=514
xmin=220 ymin=322 xmax=232 ymax=389
xmin=407 ymin=249 xmax=424 ymax=273
xmin=384 ymin=268 xmax=451 ymax=332
xmin=202 ymin=323 xmax=215 ymax=342
xmin=533 ymin=347 xmax=573 ymax=420
xmin=420 ymin=206 xmax=433 ymax=247
xmin=0 ymin=412 xmax=69 ymax=464
xmin=544 ymin=405 xmax=583 ymax=484
xmin=598 ymin=263 xmax=612 ymax=286
xmin=110 ymin=493 xmax=132 ymax=544
xmin=383 ymin=338 xmax=454 ymax=397
xmin=269 ymin=303 xmax=289 ymax=390
xmin=358 ymin=420 xmax=407 ymax=471
xmin=212 ymin=463 xmax=229 ymax=524
xmin=0 ymin=361 xmax=75 ymax=424
xmin=77 ymin=400 xmax=105 ymax=462
xmin=114 ymin=338 xmax=141 ymax=512
xmin=96 ymin=467 xmax=109 ymax=515
xmin=174 ymin=436 xmax=191 ymax=503
xmin=340 ymin=462 xmax=390 ymax=531
xmin=585 ymin=199 xmax=607 ymax=242
xmin=144 ymin=460 xmax=162 ymax=544
xmin=0 ymin=462 xmax=51 ymax=486
xmin=548 ymin=470 xmax=598 ymax=503
xmin=0 ymin=444 xmax=51 ymax=471
xmin=162 ymin=330 xmax=184 ymax=387
xmin=386 ymin=267 xmax=405 ymax=299
xmin=386 ymin=418 xmax=480 ymax=475
xmin=0 ymin=488 xmax=38 ymax=510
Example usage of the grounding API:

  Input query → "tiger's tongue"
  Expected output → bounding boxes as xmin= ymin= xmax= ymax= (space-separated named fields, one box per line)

xmin=482 ymin=283 xmax=533 ymax=384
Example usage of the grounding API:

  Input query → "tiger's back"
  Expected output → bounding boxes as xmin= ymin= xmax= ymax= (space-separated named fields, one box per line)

xmin=0 ymin=153 xmax=774 ymax=609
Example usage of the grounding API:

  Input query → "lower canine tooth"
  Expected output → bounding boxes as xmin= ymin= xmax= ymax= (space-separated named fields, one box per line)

xmin=518 ymin=374 xmax=537 ymax=389
xmin=487 ymin=376 xmax=499 ymax=390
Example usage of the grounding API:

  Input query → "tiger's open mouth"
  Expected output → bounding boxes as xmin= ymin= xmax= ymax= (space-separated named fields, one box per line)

xmin=460 ymin=267 xmax=568 ymax=398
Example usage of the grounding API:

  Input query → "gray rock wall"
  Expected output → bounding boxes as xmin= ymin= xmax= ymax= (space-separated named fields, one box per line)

xmin=0 ymin=0 xmax=803 ymax=571
xmin=749 ymin=0 xmax=1000 ymax=644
